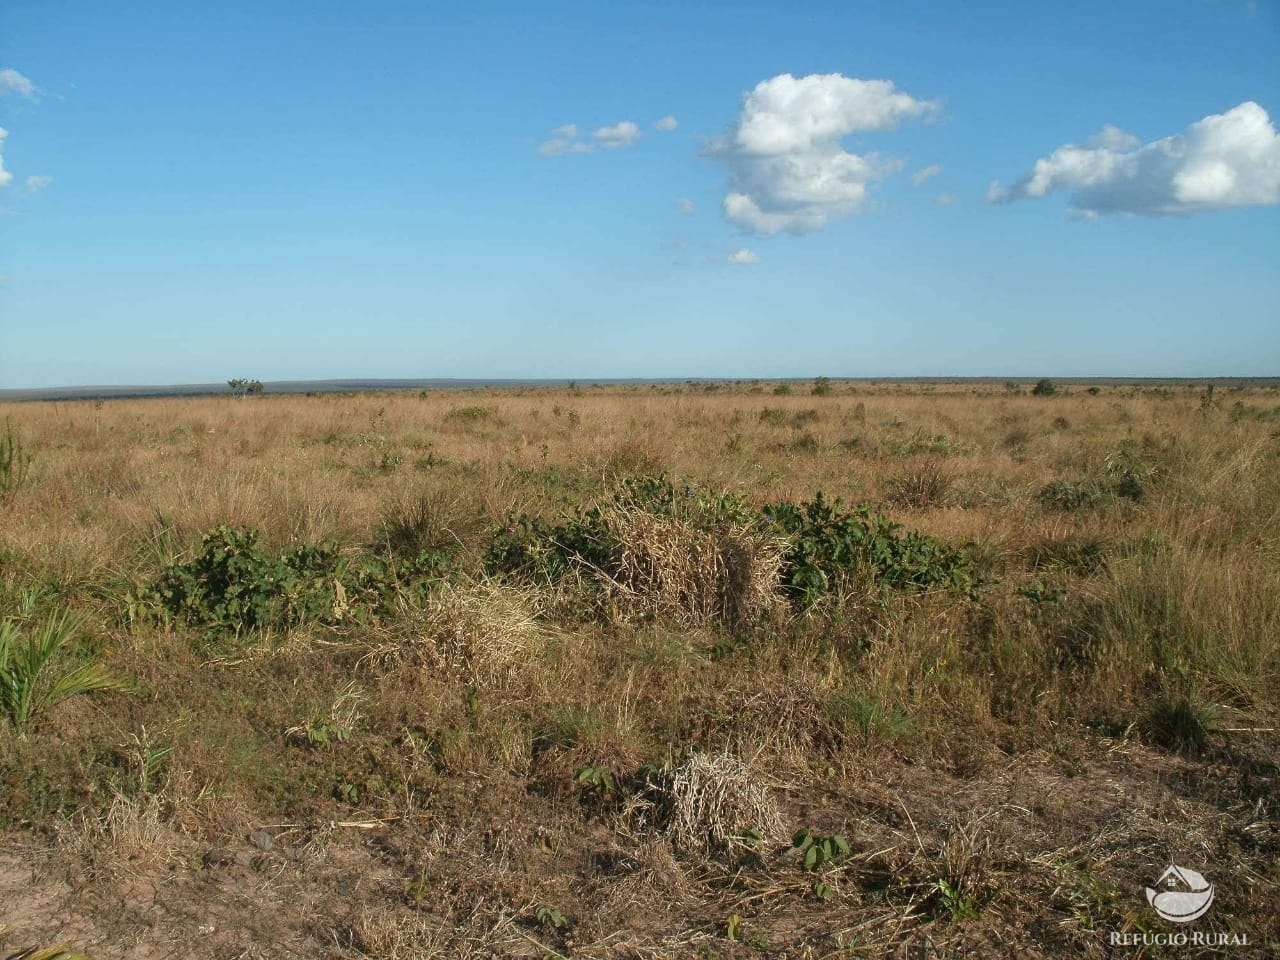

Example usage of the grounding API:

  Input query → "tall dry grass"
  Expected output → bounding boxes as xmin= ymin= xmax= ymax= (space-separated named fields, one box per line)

xmin=0 ymin=381 xmax=1277 ymax=956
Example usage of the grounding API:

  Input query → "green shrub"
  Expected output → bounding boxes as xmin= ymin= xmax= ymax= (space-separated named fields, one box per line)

xmin=488 ymin=478 xmax=977 ymax=612
xmin=443 ymin=405 xmax=491 ymax=423
xmin=135 ymin=525 xmax=448 ymax=638
xmin=1037 ymin=444 xmax=1156 ymax=512
xmin=485 ymin=475 xmax=753 ymax=587
xmin=762 ymin=493 xmax=977 ymax=605
xmin=1031 ymin=379 xmax=1057 ymax=397
xmin=811 ymin=376 xmax=832 ymax=396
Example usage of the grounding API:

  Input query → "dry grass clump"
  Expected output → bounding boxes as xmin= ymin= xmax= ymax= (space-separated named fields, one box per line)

xmin=343 ymin=907 xmax=453 ymax=959
xmin=415 ymin=579 xmax=547 ymax=686
xmin=601 ymin=503 xmax=787 ymax=630
xmin=55 ymin=792 xmax=183 ymax=877
xmin=625 ymin=750 xmax=785 ymax=856
xmin=884 ymin=459 xmax=953 ymax=509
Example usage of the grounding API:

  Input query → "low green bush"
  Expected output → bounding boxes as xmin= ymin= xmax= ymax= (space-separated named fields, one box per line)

xmin=134 ymin=525 xmax=449 ymax=639
xmin=487 ymin=477 xmax=977 ymax=609
xmin=763 ymin=493 xmax=977 ymax=604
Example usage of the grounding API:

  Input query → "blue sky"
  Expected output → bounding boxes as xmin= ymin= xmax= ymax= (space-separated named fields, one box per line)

xmin=1 ymin=0 xmax=1277 ymax=387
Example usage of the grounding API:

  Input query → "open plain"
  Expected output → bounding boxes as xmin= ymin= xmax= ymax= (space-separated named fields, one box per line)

xmin=0 ymin=380 xmax=1276 ymax=958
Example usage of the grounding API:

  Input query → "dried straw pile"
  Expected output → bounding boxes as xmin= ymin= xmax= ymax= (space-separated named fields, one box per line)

xmin=599 ymin=503 xmax=787 ymax=630
xmin=419 ymin=579 xmax=546 ymax=685
xmin=623 ymin=750 xmax=784 ymax=855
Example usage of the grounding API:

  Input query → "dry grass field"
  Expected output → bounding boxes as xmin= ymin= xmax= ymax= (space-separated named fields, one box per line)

xmin=0 ymin=380 xmax=1277 ymax=958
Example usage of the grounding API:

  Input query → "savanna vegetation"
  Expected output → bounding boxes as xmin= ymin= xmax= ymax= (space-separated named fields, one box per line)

xmin=0 ymin=380 xmax=1276 ymax=958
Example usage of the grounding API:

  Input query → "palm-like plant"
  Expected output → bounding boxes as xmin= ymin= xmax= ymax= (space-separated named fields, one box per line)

xmin=0 ymin=609 xmax=128 ymax=729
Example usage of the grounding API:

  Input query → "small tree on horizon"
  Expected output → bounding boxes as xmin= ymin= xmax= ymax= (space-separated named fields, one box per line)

xmin=228 ymin=379 xmax=265 ymax=399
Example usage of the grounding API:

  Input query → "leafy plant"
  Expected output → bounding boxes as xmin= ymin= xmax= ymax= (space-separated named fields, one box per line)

xmin=792 ymin=828 xmax=851 ymax=871
xmin=575 ymin=764 xmax=617 ymax=803
xmin=0 ymin=419 xmax=33 ymax=504
xmin=135 ymin=525 xmax=449 ymax=639
xmin=937 ymin=877 xmax=980 ymax=921
xmin=290 ymin=719 xmax=351 ymax=748
xmin=1016 ymin=580 xmax=1067 ymax=605
xmin=763 ymin=493 xmax=977 ymax=604
xmin=533 ymin=905 xmax=571 ymax=931
xmin=0 ymin=610 xmax=129 ymax=729
xmin=811 ymin=376 xmax=832 ymax=396
xmin=724 ymin=913 xmax=743 ymax=940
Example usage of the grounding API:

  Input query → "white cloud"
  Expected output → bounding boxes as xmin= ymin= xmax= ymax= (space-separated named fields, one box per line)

xmin=24 ymin=174 xmax=52 ymax=194
xmin=538 ymin=123 xmax=598 ymax=156
xmin=936 ymin=192 xmax=954 ymax=206
xmin=538 ymin=118 xmax=648 ymax=156
xmin=728 ymin=248 xmax=761 ymax=264
xmin=0 ymin=68 xmax=36 ymax=100
xmin=677 ymin=197 xmax=696 ymax=214
xmin=0 ymin=129 xmax=12 ymax=188
xmin=656 ymin=115 xmax=678 ymax=132
xmin=595 ymin=120 xmax=641 ymax=149
xmin=708 ymin=73 xmax=939 ymax=234
xmin=988 ymin=101 xmax=1280 ymax=215
xmin=911 ymin=163 xmax=942 ymax=186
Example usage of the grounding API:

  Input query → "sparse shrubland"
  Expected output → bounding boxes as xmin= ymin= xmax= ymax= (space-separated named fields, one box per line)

xmin=0 ymin=381 xmax=1276 ymax=958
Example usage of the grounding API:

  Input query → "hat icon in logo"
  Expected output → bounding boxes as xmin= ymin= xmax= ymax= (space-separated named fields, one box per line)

xmin=1145 ymin=864 xmax=1214 ymax=923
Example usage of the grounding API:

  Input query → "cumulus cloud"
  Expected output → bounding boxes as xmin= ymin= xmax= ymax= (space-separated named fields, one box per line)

xmin=728 ymin=248 xmax=761 ymax=264
xmin=911 ymin=163 xmax=942 ymax=186
xmin=0 ymin=68 xmax=36 ymax=99
xmin=0 ymin=129 xmax=12 ymax=188
xmin=988 ymin=101 xmax=1280 ymax=215
xmin=656 ymin=115 xmax=678 ymax=132
xmin=677 ymin=197 xmax=696 ymax=214
xmin=708 ymin=72 xmax=939 ymax=234
xmin=595 ymin=120 xmax=641 ymax=148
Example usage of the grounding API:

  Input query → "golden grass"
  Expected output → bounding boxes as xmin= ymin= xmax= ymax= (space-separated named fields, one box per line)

xmin=0 ymin=380 xmax=1277 ymax=956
